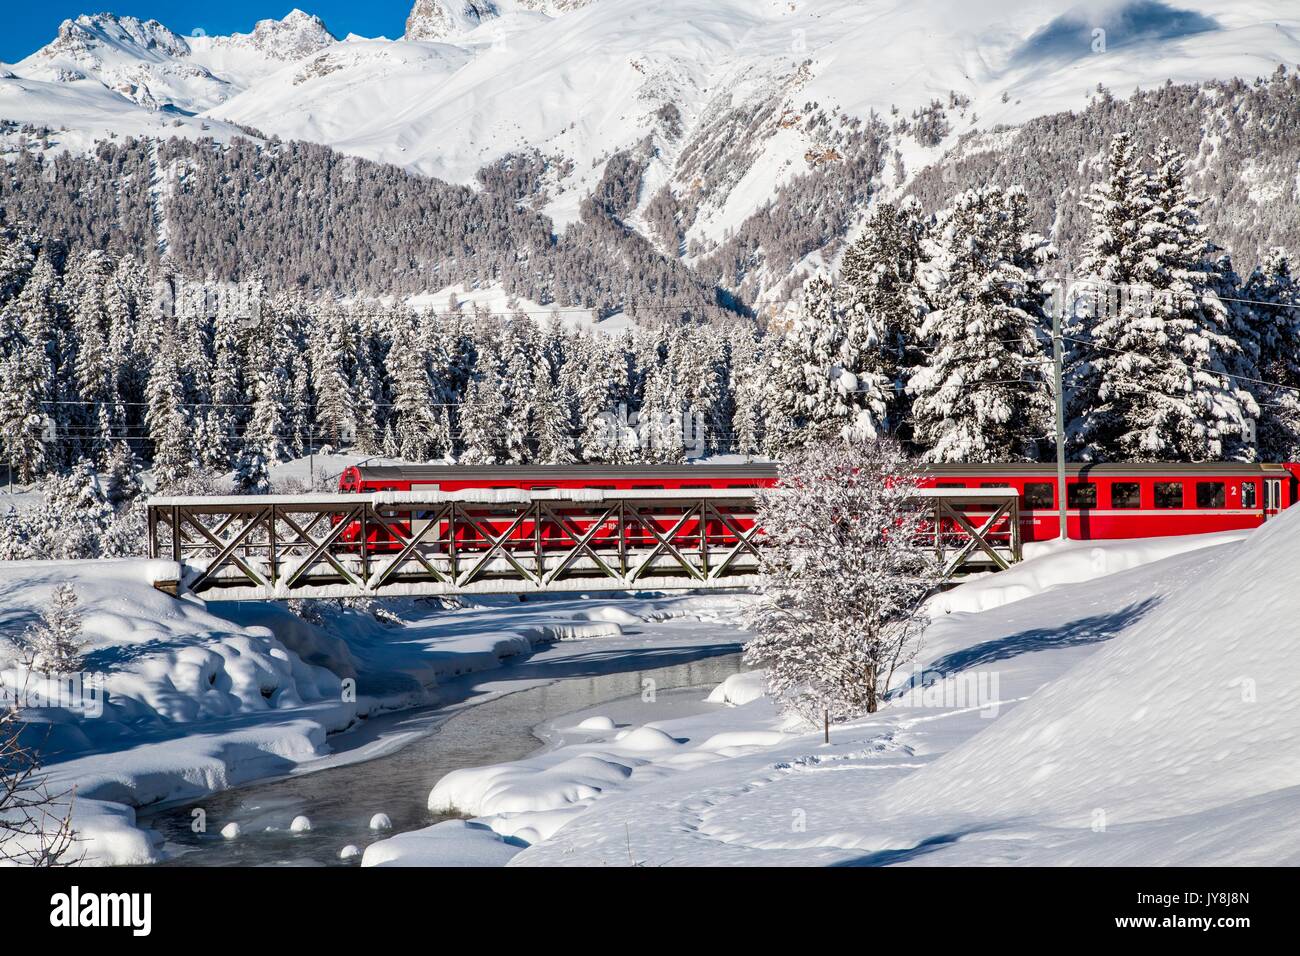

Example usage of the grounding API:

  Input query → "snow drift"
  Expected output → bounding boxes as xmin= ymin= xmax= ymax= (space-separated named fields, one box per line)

xmin=879 ymin=505 xmax=1300 ymax=834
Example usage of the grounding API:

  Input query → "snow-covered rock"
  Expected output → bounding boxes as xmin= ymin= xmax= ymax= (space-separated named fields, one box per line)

xmin=706 ymin=670 xmax=766 ymax=706
xmin=369 ymin=812 xmax=393 ymax=831
xmin=339 ymin=844 xmax=362 ymax=860
xmin=362 ymin=819 xmax=521 ymax=866
xmin=220 ymin=821 xmax=241 ymax=839
xmin=576 ymin=715 xmax=616 ymax=731
xmin=290 ymin=814 xmax=312 ymax=832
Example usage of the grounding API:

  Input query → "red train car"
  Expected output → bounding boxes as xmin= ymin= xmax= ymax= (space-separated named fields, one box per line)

xmin=918 ymin=462 xmax=1298 ymax=542
xmin=337 ymin=461 xmax=1300 ymax=547
xmin=336 ymin=464 xmax=778 ymax=554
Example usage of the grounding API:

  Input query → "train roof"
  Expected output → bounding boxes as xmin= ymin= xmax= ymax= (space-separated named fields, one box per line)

xmin=922 ymin=462 xmax=1291 ymax=477
xmin=348 ymin=462 xmax=1288 ymax=481
xmin=349 ymin=463 xmax=782 ymax=480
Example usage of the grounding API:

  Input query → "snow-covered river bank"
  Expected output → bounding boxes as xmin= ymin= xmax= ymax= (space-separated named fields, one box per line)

xmin=141 ymin=653 xmax=744 ymax=866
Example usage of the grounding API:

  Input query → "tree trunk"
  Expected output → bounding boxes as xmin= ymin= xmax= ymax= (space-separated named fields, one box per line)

xmin=824 ymin=708 xmax=829 ymax=744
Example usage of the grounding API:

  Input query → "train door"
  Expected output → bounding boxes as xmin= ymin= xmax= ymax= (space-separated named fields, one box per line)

xmin=1264 ymin=478 xmax=1282 ymax=520
xmin=411 ymin=483 xmax=441 ymax=543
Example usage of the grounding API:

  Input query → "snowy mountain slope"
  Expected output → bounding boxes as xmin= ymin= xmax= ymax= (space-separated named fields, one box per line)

xmin=3 ymin=1 xmax=1299 ymax=303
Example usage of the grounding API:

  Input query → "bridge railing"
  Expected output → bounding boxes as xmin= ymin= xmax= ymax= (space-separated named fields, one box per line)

xmin=147 ymin=489 xmax=766 ymax=600
xmin=146 ymin=486 xmax=1020 ymax=600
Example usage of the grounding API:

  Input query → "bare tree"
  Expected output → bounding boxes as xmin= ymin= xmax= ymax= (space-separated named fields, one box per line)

xmin=744 ymin=439 xmax=941 ymax=740
xmin=0 ymin=695 xmax=80 ymax=866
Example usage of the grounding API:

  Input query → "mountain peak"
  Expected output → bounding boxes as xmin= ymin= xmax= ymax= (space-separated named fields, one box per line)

xmin=44 ymin=13 xmax=191 ymax=65
xmin=404 ymin=0 xmax=502 ymax=42
xmin=236 ymin=9 xmax=337 ymax=60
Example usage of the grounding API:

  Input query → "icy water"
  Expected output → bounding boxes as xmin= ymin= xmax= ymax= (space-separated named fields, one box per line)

xmin=141 ymin=652 xmax=744 ymax=866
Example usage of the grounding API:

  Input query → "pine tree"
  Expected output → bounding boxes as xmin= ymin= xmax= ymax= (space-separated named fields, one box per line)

xmin=19 ymin=583 xmax=86 ymax=676
xmin=1070 ymin=138 xmax=1255 ymax=461
xmin=770 ymin=273 xmax=892 ymax=453
xmin=244 ymin=296 xmax=292 ymax=467
xmin=1244 ymin=249 xmax=1300 ymax=459
xmin=65 ymin=250 xmax=119 ymax=465
xmin=908 ymin=187 xmax=1052 ymax=462
xmin=386 ymin=312 xmax=449 ymax=462
xmin=202 ymin=307 xmax=243 ymax=471
xmin=1065 ymin=131 xmax=1152 ymax=458
xmin=459 ymin=372 xmax=507 ymax=464
xmin=837 ymin=198 xmax=929 ymax=438
xmin=104 ymin=439 xmax=142 ymax=506
xmin=532 ymin=368 xmax=575 ymax=464
xmin=727 ymin=326 xmax=765 ymax=458
xmin=145 ymin=327 xmax=195 ymax=491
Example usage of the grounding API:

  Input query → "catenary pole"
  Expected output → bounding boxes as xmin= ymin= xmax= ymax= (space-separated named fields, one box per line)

xmin=1053 ymin=305 xmax=1068 ymax=540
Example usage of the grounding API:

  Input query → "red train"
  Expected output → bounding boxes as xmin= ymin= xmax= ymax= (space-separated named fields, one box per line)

xmin=336 ymin=461 xmax=1300 ymax=548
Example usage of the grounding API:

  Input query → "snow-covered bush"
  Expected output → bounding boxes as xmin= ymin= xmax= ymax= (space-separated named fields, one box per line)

xmin=744 ymin=439 xmax=941 ymax=736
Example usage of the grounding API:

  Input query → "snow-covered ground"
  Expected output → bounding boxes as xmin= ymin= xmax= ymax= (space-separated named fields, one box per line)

xmin=6 ymin=504 xmax=1295 ymax=866
xmin=0 ymin=552 xmax=751 ymax=864
xmin=366 ymin=514 xmax=1300 ymax=866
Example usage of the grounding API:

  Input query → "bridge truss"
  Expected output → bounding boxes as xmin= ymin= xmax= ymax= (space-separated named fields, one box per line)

xmin=146 ymin=487 xmax=1020 ymax=601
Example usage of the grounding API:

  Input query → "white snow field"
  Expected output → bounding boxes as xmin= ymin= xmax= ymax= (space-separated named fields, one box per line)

xmin=0 ymin=555 xmax=750 ymax=864
xmin=364 ymin=513 xmax=1300 ymax=866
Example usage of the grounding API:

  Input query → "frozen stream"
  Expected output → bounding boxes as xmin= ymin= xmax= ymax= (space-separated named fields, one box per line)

xmin=140 ymin=651 xmax=746 ymax=866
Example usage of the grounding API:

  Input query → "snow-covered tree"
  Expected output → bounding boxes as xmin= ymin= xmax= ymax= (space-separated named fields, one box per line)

xmin=1243 ymin=249 xmax=1300 ymax=459
xmin=909 ymin=186 xmax=1053 ymax=461
xmin=727 ymin=326 xmax=766 ymax=458
xmin=385 ymin=313 xmax=450 ymax=462
xmin=459 ymin=370 xmax=508 ymax=464
xmin=18 ymin=583 xmax=86 ymax=675
xmin=765 ymin=274 xmax=889 ymax=454
xmin=145 ymin=329 xmax=195 ymax=492
xmin=744 ymin=439 xmax=941 ymax=737
xmin=104 ymin=439 xmax=142 ymax=506
xmin=837 ymin=198 xmax=930 ymax=437
xmin=244 ymin=296 xmax=293 ymax=468
xmin=531 ymin=367 xmax=575 ymax=464
xmin=1069 ymin=137 xmax=1256 ymax=461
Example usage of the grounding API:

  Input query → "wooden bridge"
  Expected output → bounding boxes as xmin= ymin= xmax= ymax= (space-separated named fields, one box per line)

xmin=146 ymin=487 xmax=1021 ymax=601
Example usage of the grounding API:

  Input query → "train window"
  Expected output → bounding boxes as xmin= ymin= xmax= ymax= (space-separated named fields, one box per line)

xmin=1242 ymin=482 xmax=1257 ymax=508
xmin=1067 ymin=483 xmax=1097 ymax=509
xmin=936 ymin=481 xmax=967 ymax=488
xmin=1196 ymin=482 xmax=1226 ymax=509
xmin=1154 ymin=482 xmax=1184 ymax=508
xmin=632 ymin=484 xmax=664 ymax=490
xmin=1111 ymin=482 xmax=1141 ymax=509
xmin=1022 ymin=483 xmax=1054 ymax=509
xmin=980 ymin=482 xmax=1011 ymax=488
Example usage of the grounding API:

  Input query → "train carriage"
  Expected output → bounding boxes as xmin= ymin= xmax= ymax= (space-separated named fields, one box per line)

xmin=335 ymin=461 xmax=1300 ymax=554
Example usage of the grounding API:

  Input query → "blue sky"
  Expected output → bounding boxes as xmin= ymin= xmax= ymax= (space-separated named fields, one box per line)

xmin=2 ymin=3 xmax=415 ymax=64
